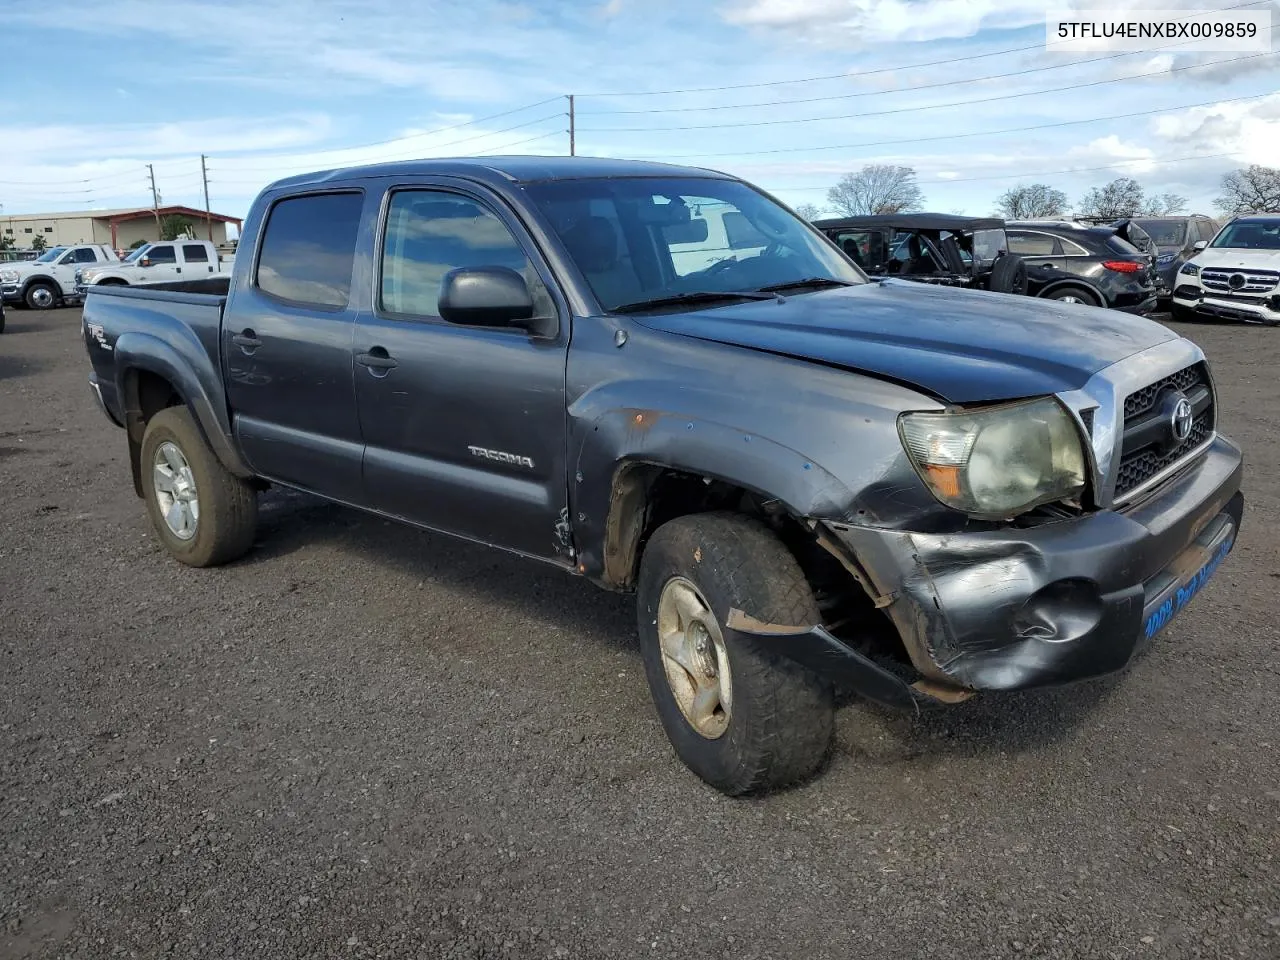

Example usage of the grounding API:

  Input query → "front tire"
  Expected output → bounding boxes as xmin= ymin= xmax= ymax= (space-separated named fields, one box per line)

xmin=636 ymin=512 xmax=835 ymax=795
xmin=140 ymin=406 xmax=258 ymax=567
xmin=24 ymin=282 xmax=58 ymax=310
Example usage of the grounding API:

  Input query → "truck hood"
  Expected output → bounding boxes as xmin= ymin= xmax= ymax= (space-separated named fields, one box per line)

xmin=634 ymin=280 xmax=1177 ymax=403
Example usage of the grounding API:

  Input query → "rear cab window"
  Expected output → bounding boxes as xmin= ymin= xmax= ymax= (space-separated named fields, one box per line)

xmin=255 ymin=191 xmax=364 ymax=308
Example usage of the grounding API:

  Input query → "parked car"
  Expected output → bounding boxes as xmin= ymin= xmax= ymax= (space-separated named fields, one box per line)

xmin=1005 ymin=220 xmax=1158 ymax=314
xmin=1129 ymin=215 xmax=1221 ymax=304
xmin=0 ymin=298 xmax=5 ymax=334
xmin=76 ymin=240 xmax=229 ymax=296
xmin=1 ymin=243 xmax=120 ymax=310
xmin=812 ymin=214 xmax=1027 ymax=293
xmin=1171 ymin=214 xmax=1280 ymax=325
xmin=82 ymin=157 xmax=1243 ymax=795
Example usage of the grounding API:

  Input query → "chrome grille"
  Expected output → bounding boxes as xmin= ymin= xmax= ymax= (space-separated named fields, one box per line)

xmin=1201 ymin=268 xmax=1279 ymax=295
xmin=1115 ymin=362 xmax=1214 ymax=499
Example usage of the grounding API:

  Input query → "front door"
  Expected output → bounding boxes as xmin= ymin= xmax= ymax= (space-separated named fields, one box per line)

xmin=222 ymin=190 xmax=367 ymax=503
xmin=353 ymin=183 xmax=570 ymax=561
xmin=1006 ymin=230 xmax=1066 ymax=296
xmin=137 ymin=243 xmax=185 ymax=283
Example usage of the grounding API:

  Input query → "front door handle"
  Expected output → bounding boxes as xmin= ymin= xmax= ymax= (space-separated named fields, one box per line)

xmin=356 ymin=347 xmax=398 ymax=374
xmin=232 ymin=330 xmax=261 ymax=352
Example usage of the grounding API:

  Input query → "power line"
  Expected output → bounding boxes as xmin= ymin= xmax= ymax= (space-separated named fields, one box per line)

xmin=580 ymin=24 xmax=1278 ymax=117
xmin=575 ymin=0 xmax=1270 ymax=98
xmin=767 ymin=151 xmax=1245 ymax=192
xmin=624 ymin=91 xmax=1277 ymax=160
xmin=580 ymin=51 xmax=1278 ymax=133
xmin=476 ymin=130 xmax=567 ymax=156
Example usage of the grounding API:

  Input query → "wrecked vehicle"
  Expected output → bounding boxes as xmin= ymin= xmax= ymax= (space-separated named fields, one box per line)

xmin=812 ymin=214 xmax=1028 ymax=294
xmin=81 ymin=158 xmax=1244 ymax=795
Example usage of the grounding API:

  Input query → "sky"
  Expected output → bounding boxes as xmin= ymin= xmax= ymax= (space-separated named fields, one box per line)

xmin=1 ymin=0 xmax=1278 ymax=235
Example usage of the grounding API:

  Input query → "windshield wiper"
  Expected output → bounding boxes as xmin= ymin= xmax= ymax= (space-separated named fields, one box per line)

xmin=610 ymin=290 xmax=780 ymax=313
xmin=754 ymin=277 xmax=855 ymax=293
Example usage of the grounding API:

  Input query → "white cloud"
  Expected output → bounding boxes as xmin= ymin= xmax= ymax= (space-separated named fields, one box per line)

xmin=722 ymin=0 xmax=1046 ymax=44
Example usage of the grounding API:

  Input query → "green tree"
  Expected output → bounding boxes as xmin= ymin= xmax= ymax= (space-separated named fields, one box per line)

xmin=129 ymin=239 xmax=148 ymax=250
xmin=0 ymin=233 xmax=13 ymax=251
xmin=159 ymin=214 xmax=195 ymax=241
xmin=31 ymin=234 xmax=48 ymax=252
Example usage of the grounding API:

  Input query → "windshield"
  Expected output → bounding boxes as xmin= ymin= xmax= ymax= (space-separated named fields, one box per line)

xmin=1133 ymin=219 xmax=1187 ymax=248
xmin=522 ymin=177 xmax=864 ymax=311
xmin=1210 ymin=220 xmax=1280 ymax=250
xmin=34 ymin=246 xmax=68 ymax=263
xmin=123 ymin=245 xmax=150 ymax=263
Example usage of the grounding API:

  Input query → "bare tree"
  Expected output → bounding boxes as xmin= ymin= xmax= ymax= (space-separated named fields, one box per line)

xmin=1216 ymin=165 xmax=1280 ymax=214
xmin=826 ymin=165 xmax=924 ymax=216
xmin=792 ymin=202 xmax=823 ymax=221
xmin=1077 ymin=178 xmax=1146 ymax=219
xmin=994 ymin=183 xmax=1068 ymax=220
xmin=1144 ymin=192 xmax=1188 ymax=216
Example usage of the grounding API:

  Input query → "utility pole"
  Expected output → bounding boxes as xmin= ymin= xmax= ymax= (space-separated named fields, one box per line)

xmin=567 ymin=94 xmax=575 ymax=157
xmin=147 ymin=164 xmax=162 ymax=238
xmin=201 ymin=154 xmax=213 ymax=242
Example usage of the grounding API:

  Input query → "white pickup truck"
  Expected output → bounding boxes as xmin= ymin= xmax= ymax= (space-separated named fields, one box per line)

xmin=76 ymin=240 xmax=232 ymax=296
xmin=1 ymin=244 xmax=120 ymax=310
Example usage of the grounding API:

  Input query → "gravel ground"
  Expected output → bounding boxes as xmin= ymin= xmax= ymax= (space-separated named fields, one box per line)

xmin=1 ymin=306 xmax=1278 ymax=960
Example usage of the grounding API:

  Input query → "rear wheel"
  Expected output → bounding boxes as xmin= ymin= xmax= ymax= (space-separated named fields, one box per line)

xmin=140 ymin=406 xmax=258 ymax=567
xmin=1048 ymin=286 xmax=1099 ymax=307
xmin=24 ymin=282 xmax=57 ymax=310
xmin=636 ymin=512 xmax=835 ymax=795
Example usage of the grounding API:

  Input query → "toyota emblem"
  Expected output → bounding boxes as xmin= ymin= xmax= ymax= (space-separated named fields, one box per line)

xmin=1228 ymin=273 xmax=1247 ymax=290
xmin=1171 ymin=396 xmax=1194 ymax=443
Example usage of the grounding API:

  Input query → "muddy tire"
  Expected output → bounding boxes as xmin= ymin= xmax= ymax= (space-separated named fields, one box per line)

xmin=140 ymin=406 xmax=258 ymax=567
xmin=636 ymin=512 xmax=835 ymax=795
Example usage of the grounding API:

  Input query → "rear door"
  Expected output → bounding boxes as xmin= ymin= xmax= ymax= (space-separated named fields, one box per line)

xmin=222 ymin=190 xmax=367 ymax=503
xmin=1006 ymin=230 xmax=1065 ymax=296
xmin=181 ymin=242 xmax=218 ymax=277
xmin=353 ymin=181 xmax=570 ymax=560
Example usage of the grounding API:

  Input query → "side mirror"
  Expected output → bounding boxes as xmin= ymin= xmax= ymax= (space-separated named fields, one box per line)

xmin=438 ymin=266 xmax=536 ymax=329
xmin=140 ymin=257 xmax=153 ymax=267
xmin=1193 ymin=240 xmax=1207 ymax=252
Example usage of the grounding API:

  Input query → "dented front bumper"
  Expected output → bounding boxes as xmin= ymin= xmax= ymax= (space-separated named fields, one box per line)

xmin=806 ymin=436 xmax=1243 ymax=699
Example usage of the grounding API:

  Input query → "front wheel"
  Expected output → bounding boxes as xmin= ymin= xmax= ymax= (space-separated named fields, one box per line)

xmin=24 ymin=282 xmax=57 ymax=310
xmin=140 ymin=406 xmax=258 ymax=567
xmin=636 ymin=512 xmax=835 ymax=795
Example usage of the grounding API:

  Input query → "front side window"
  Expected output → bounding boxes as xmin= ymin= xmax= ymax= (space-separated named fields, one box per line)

xmin=146 ymin=245 xmax=177 ymax=265
xmin=257 ymin=191 xmax=364 ymax=308
xmin=1210 ymin=220 xmax=1280 ymax=250
xmin=379 ymin=190 xmax=550 ymax=319
xmin=183 ymin=243 xmax=210 ymax=263
xmin=524 ymin=176 xmax=863 ymax=311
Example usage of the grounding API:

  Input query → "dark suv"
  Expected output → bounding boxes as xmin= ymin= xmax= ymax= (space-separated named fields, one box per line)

xmin=1006 ymin=221 xmax=1158 ymax=314
xmin=1130 ymin=216 xmax=1221 ymax=304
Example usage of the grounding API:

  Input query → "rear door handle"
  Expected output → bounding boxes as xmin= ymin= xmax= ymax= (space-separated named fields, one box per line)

xmin=357 ymin=347 xmax=398 ymax=373
xmin=232 ymin=330 xmax=261 ymax=351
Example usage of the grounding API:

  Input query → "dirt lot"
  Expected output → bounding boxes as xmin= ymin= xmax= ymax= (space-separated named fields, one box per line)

xmin=1 ymin=306 xmax=1278 ymax=960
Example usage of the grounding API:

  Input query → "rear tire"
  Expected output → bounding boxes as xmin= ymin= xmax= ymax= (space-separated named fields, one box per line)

xmin=140 ymin=406 xmax=258 ymax=567
xmin=1048 ymin=286 xmax=1100 ymax=307
xmin=636 ymin=512 xmax=835 ymax=795
xmin=24 ymin=282 xmax=58 ymax=311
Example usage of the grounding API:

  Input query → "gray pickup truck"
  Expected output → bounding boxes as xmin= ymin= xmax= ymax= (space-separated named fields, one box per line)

xmin=81 ymin=157 xmax=1244 ymax=795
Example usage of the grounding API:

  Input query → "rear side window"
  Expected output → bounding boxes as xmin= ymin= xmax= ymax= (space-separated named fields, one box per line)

xmin=72 ymin=248 xmax=99 ymax=263
xmin=257 ymin=192 xmax=363 ymax=308
xmin=147 ymin=245 xmax=177 ymax=264
xmin=182 ymin=244 xmax=209 ymax=263
xmin=1007 ymin=232 xmax=1061 ymax=256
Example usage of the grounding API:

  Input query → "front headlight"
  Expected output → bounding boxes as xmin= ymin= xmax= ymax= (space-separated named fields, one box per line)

xmin=80 ymin=269 xmax=100 ymax=283
xmin=1179 ymin=262 xmax=1200 ymax=277
xmin=899 ymin=397 xmax=1087 ymax=519
xmin=0 ymin=269 xmax=18 ymax=282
